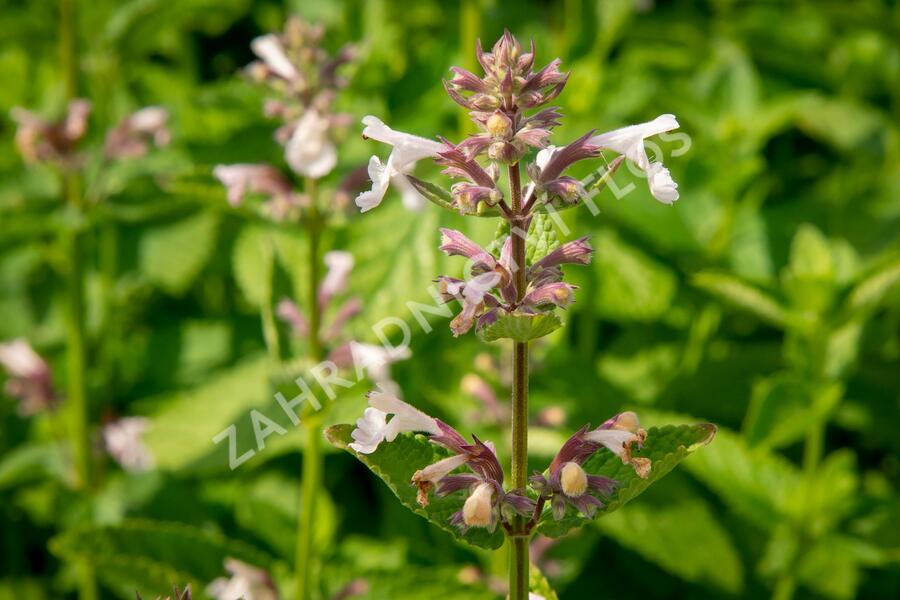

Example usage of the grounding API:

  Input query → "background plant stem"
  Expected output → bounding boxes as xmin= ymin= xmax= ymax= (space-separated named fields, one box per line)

xmin=508 ymin=162 xmax=530 ymax=600
xmin=60 ymin=2 xmax=97 ymax=597
xmin=295 ymin=177 xmax=323 ymax=600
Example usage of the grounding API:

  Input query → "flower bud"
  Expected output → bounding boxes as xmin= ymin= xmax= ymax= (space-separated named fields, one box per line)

xmin=462 ymin=481 xmax=495 ymax=528
xmin=559 ymin=462 xmax=588 ymax=497
xmin=486 ymin=110 xmax=513 ymax=139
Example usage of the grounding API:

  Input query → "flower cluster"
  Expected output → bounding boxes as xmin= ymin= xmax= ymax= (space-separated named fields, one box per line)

xmin=350 ymin=391 xmax=533 ymax=532
xmin=215 ymin=19 xmax=359 ymax=220
xmin=10 ymin=100 xmax=170 ymax=167
xmin=276 ymin=252 xmax=410 ymax=390
xmin=348 ymin=393 xmax=652 ymax=531
xmin=531 ymin=412 xmax=650 ymax=520
xmin=436 ymin=229 xmax=592 ymax=336
xmin=356 ymin=29 xmax=681 ymax=216
xmin=0 ymin=339 xmax=56 ymax=416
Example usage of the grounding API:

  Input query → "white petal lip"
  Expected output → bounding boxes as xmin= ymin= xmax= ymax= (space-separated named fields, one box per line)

xmin=589 ymin=114 xmax=681 ymax=203
xmin=349 ymin=407 xmax=389 ymax=454
xmin=250 ymin=34 xmax=298 ymax=80
xmin=355 ymin=116 xmax=443 ymax=212
xmin=582 ymin=428 xmax=635 ymax=457
xmin=415 ymin=453 xmax=469 ymax=484
xmin=320 ymin=250 xmax=354 ymax=301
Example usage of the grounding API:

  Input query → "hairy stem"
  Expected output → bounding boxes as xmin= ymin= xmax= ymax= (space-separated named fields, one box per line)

xmin=508 ymin=162 xmax=530 ymax=600
xmin=295 ymin=177 xmax=323 ymax=600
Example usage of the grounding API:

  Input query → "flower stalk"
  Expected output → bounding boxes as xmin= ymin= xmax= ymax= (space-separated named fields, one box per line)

xmin=508 ymin=161 xmax=531 ymax=599
xmin=295 ymin=176 xmax=324 ymax=600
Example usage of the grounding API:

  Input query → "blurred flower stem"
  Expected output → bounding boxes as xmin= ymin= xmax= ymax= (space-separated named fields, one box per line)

xmin=295 ymin=177 xmax=323 ymax=600
xmin=508 ymin=162 xmax=530 ymax=600
xmin=60 ymin=2 xmax=97 ymax=599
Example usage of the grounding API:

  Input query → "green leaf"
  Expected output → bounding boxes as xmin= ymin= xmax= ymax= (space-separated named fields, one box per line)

xmin=325 ymin=424 xmax=505 ymax=550
xmin=525 ymin=212 xmax=560 ymax=265
xmin=139 ymin=212 xmax=219 ymax=295
xmin=477 ymin=311 xmax=562 ymax=343
xmin=845 ymin=254 xmax=900 ymax=314
xmin=597 ymin=493 xmax=744 ymax=593
xmin=530 ymin=563 xmax=560 ymax=600
xmin=232 ymin=224 xmax=271 ymax=308
xmin=142 ymin=355 xmax=273 ymax=473
xmin=49 ymin=519 xmax=275 ymax=599
xmin=782 ymin=223 xmax=835 ymax=313
xmin=536 ymin=423 xmax=716 ymax=538
xmin=593 ymin=228 xmax=677 ymax=322
xmin=679 ymin=424 xmax=801 ymax=530
xmin=743 ymin=374 xmax=816 ymax=450
xmin=693 ymin=271 xmax=789 ymax=328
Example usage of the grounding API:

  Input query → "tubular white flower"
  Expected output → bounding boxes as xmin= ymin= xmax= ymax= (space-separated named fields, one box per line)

xmin=250 ymin=34 xmax=298 ymax=81
xmin=589 ymin=114 xmax=680 ymax=203
xmin=355 ymin=116 xmax=443 ymax=212
xmin=286 ymin=110 xmax=337 ymax=178
xmin=348 ymin=407 xmax=389 ymax=454
xmin=368 ymin=390 xmax=440 ymax=442
xmin=462 ymin=481 xmax=495 ymax=528
xmin=583 ymin=412 xmax=651 ymax=478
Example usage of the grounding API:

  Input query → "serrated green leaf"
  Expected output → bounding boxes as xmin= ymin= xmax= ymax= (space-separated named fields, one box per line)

xmin=139 ymin=212 xmax=219 ymax=295
xmin=693 ymin=271 xmax=789 ymax=328
xmin=50 ymin=519 xmax=275 ymax=599
xmin=597 ymin=494 xmax=744 ymax=593
xmin=325 ymin=424 xmax=505 ymax=550
xmin=536 ymin=423 xmax=716 ymax=537
xmin=477 ymin=311 xmax=562 ymax=343
xmin=526 ymin=213 xmax=560 ymax=265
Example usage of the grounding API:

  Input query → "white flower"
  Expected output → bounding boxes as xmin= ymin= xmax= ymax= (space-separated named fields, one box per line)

xmin=286 ymin=110 xmax=337 ymax=178
xmin=348 ymin=390 xmax=439 ymax=454
xmin=250 ymin=34 xmax=298 ymax=81
xmin=355 ymin=116 xmax=444 ymax=212
xmin=207 ymin=558 xmax=278 ymax=600
xmin=348 ymin=342 xmax=411 ymax=386
xmin=590 ymin=114 xmax=681 ymax=204
xmin=583 ymin=411 xmax=651 ymax=478
xmin=103 ymin=417 xmax=154 ymax=472
xmin=462 ymin=481 xmax=495 ymax=528
xmin=411 ymin=453 xmax=470 ymax=506
xmin=0 ymin=339 xmax=45 ymax=378
xmin=213 ymin=164 xmax=292 ymax=207
xmin=318 ymin=250 xmax=354 ymax=307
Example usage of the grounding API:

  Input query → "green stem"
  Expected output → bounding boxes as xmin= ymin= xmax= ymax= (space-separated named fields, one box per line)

xmin=508 ymin=162 xmax=530 ymax=600
xmin=60 ymin=0 xmax=77 ymax=98
xmin=295 ymin=177 xmax=323 ymax=600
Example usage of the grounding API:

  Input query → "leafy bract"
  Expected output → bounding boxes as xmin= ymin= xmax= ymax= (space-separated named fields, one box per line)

xmin=536 ymin=423 xmax=716 ymax=537
xmin=325 ymin=424 xmax=505 ymax=550
xmin=478 ymin=312 xmax=562 ymax=343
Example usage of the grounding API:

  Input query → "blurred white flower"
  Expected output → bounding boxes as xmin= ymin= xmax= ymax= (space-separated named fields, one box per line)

xmin=0 ymin=338 xmax=55 ymax=416
xmin=286 ymin=110 xmax=336 ymax=178
xmin=104 ymin=106 xmax=170 ymax=159
xmin=103 ymin=417 xmax=154 ymax=472
xmin=318 ymin=251 xmax=354 ymax=307
xmin=207 ymin=558 xmax=278 ymax=600
xmin=250 ymin=34 xmax=299 ymax=81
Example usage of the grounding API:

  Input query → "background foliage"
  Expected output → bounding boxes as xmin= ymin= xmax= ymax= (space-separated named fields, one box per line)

xmin=1 ymin=0 xmax=899 ymax=598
